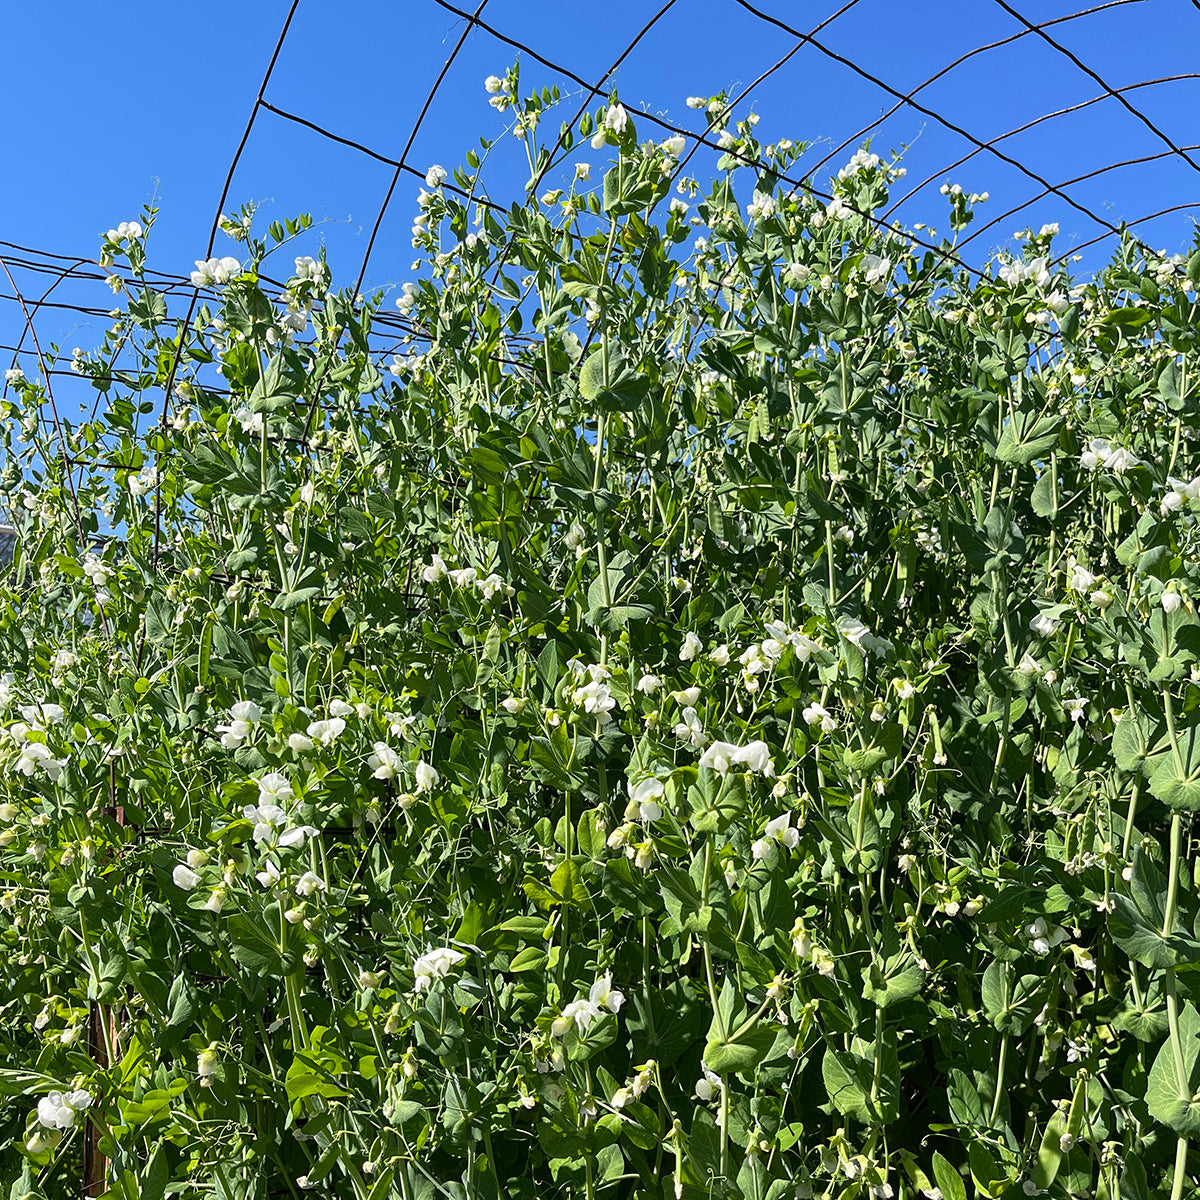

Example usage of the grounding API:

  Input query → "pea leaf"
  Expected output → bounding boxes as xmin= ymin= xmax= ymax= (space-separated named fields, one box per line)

xmin=1147 ymin=1001 xmax=1200 ymax=1134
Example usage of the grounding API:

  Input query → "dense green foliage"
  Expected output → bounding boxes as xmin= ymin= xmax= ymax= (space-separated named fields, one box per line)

xmin=4 ymin=72 xmax=1200 ymax=1200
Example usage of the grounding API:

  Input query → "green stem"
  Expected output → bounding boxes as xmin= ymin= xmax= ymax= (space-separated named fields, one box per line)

xmin=1162 ymin=812 xmax=1191 ymax=1200
xmin=989 ymin=1032 xmax=1008 ymax=1127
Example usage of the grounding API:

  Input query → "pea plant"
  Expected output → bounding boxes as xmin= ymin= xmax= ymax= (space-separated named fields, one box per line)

xmin=3 ymin=67 xmax=1200 ymax=1200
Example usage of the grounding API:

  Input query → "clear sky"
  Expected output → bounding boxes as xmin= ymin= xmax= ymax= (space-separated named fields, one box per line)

xmin=3 ymin=0 xmax=1199 ymax=370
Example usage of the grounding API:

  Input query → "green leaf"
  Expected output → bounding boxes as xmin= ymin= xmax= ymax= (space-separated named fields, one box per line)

xmin=1108 ymin=848 xmax=1200 ymax=968
xmin=980 ymin=960 xmax=1044 ymax=1034
xmin=577 ymin=349 xmax=651 ymax=412
xmin=843 ymin=722 xmax=903 ymax=771
xmin=1030 ymin=470 xmax=1058 ymax=518
xmin=931 ymin=1152 xmax=967 ymax=1200
xmin=703 ymin=1021 xmax=777 ymax=1075
xmin=1147 ymin=1001 xmax=1200 ymax=1134
xmin=686 ymin=769 xmax=747 ymax=834
xmin=286 ymin=1046 xmax=351 ymax=1109
xmin=861 ymin=951 xmax=925 ymax=1009
xmin=821 ymin=1037 xmax=899 ymax=1124
xmin=1148 ymin=723 xmax=1200 ymax=810
xmin=994 ymin=409 xmax=1061 ymax=464
xmin=226 ymin=913 xmax=292 ymax=977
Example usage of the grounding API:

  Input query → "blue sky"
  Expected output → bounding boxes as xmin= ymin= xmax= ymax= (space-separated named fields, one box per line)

xmin=3 ymin=0 xmax=1199 ymax=369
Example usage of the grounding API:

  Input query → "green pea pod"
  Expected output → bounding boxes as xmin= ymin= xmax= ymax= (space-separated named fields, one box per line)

xmin=1031 ymin=1073 xmax=1087 ymax=1190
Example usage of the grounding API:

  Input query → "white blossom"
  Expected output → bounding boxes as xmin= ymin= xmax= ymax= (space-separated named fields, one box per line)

xmin=673 ymin=706 xmax=706 ymax=748
xmin=368 ymin=742 xmax=400 ymax=780
xmin=695 ymin=1063 xmax=723 ymax=1100
xmin=295 ymin=871 xmax=326 ymax=897
xmin=413 ymin=946 xmax=466 ymax=992
xmin=751 ymin=813 xmax=799 ymax=859
xmin=801 ymin=702 xmax=837 ymax=733
xmin=306 ymin=717 xmax=345 ymax=745
xmin=172 ymin=864 xmax=201 ymax=890
xmin=190 ymin=256 xmax=242 ymax=287
xmin=36 ymin=1089 xmax=91 ymax=1130
xmin=589 ymin=971 xmax=625 ymax=1014
xmin=1030 ymin=613 xmax=1061 ymax=637
xmin=604 ymin=104 xmax=628 ymax=135
xmin=699 ymin=740 xmax=739 ymax=776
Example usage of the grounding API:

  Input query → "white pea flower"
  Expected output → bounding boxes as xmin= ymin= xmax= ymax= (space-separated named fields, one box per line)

xmin=699 ymin=740 xmax=739 ymax=777
xmin=190 ymin=256 xmax=242 ymax=287
xmin=674 ymin=686 xmax=701 ymax=706
xmin=695 ymin=1063 xmax=723 ymax=1100
xmin=17 ymin=743 xmax=67 ymax=781
xmin=1026 ymin=917 xmax=1067 ymax=955
xmin=1080 ymin=437 xmax=1141 ymax=473
xmin=1163 ymin=592 xmax=1183 ymax=614
xmin=590 ymin=971 xmax=625 ymax=1014
xmin=484 ymin=75 xmax=504 ymax=93
xmin=306 ymin=717 xmax=345 ymax=745
xmin=801 ymin=702 xmax=837 ymax=733
xmin=415 ymin=760 xmax=439 ymax=792
xmin=661 ymin=135 xmax=685 ymax=158
xmin=413 ymin=946 xmax=466 ymax=992
xmin=838 ymin=617 xmax=893 ymax=657
xmin=680 ymin=631 xmax=703 ymax=661
xmin=1030 ymin=613 xmax=1061 ymax=637
xmin=288 ymin=732 xmax=315 ymax=753
xmin=36 ymin=1089 xmax=91 ymax=1130
xmin=423 ymin=554 xmax=448 ymax=583
xmin=572 ymin=680 xmax=617 ymax=724
xmin=636 ymin=674 xmax=661 ymax=694
xmin=604 ymin=103 xmax=628 ymax=135
xmin=425 ymin=164 xmax=448 ymax=188
xmin=255 ymin=860 xmax=282 ymax=888
xmin=368 ymin=742 xmax=400 ymax=779
xmin=674 ymin=706 xmax=706 ymax=748
xmin=1068 ymin=560 xmax=1096 ymax=591
xmin=731 ymin=740 xmax=773 ymax=776
xmin=295 ymin=871 xmax=326 ymax=897
xmin=574 ymin=162 xmax=591 ymax=181
xmin=328 ymin=699 xmax=355 ymax=718
xmin=215 ymin=699 xmax=262 ymax=749
xmin=172 ymin=864 xmax=201 ymax=890
xmin=751 ymin=813 xmax=799 ymax=859
xmin=1015 ymin=653 xmax=1041 ymax=678
xmin=626 ymin=777 xmax=665 ymax=822
xmin=554 ymin=997 xmax=602 ymax=1035
xmin=709 ymin=644 xmax=730 ymax=667
xmin=258 ymin=772 xmax=295 ymax=806
xmin=476 ymin=572 xmax=508 ymax=600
